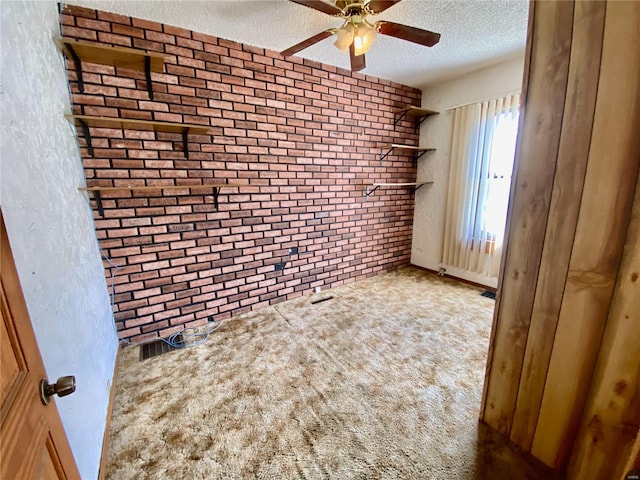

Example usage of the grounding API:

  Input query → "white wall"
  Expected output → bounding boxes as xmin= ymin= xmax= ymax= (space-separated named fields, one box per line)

xmin=0 ymin=1 xmax=119 ymax=478
xmin=412 ymin=56 xmax=525 ymax=287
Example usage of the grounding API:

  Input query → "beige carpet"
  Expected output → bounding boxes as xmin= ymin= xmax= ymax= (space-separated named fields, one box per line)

xmin=106 ymin=267 xmax=560 ymax=479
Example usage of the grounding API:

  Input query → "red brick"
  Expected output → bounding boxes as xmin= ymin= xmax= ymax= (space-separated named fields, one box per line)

xmin=62 ymin=5 xmax=96 ymax=19
xmin=102 ymin=76 xmax=137 ymax=88
xmin=121 ymin=109 xmax=153 ymax=120
xmin=63 ymin=26 xmax=97 ymax=41
xmin=60 ymin=13 xmax=75 ymax=26
xmin=81 ymin=84 xmax=117 ymax=97
xmin=107 ymin=228 xmax=139 ymax=238
xmin=177 ymin=37 xmax=203 ymax=51
xmin=132 ymin=38 xmax=164 ymax=53
xmin=146 ymin=30 xmax=176 ymax=45
xmin=67 ymin=6 xmax=420 ymax=343
xmin=97 ymin=32 xmax=132 ymax=47
xmin=163 ymin=24 xmax=193 ymax=39
xmin=76 ymin=17 xmax=110 ymax=32
xmin=97 ymin=11 xmax=131 ymax=25
xmin=117 ymin=326 xmax=141 ymax=339
xmin=131 ymin=17 xmax=163 ymax=31
xmin=111 ymin=24 xmax=143 ymax=39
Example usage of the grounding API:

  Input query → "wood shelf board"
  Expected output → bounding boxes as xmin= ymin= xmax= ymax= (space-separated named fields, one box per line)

xmin=57 ymin=38 xmax=165 ymax=72
xmin=396 ymin=106 xmax=439 ymax=117
xmin=79 ymin=184 xmax=243 ymax=192
xmin=372 ymin=181 xmax=434 ymax=187
xmin=66 ymin=115 xmax=211 ymax=135
xmin=382 ymin=144 xmax=436 ymax=151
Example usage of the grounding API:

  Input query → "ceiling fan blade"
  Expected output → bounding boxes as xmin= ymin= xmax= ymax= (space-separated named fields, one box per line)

xmin=366 ymin=0 xmax=402 ymax=13
xmin=349 ymin=44 xmax=366 ymax=72
xmin=281 ymin=29 xmax=336 ymax=57
xmin=287 ymin=0 xmax=342 ymax=16
xmin=377 ymin=21 xmax=441 ymax=47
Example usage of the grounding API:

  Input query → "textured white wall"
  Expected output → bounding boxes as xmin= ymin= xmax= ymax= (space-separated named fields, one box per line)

xmin=412 ymin=57 xmax=525 ymax=287
xmin=0 ymin=1 xmax=119 ymax=478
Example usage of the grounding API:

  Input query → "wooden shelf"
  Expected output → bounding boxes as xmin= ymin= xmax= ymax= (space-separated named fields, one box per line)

xmin=372 ymin=182 xmax=433 ymax=187
xmin=382 ymin=106 xmax=439 ymax=199
xmin=394 ymin=106 xmax=439 ymax=126
xmin=397 ymin=106 xmax=439 ymax=117
xmin=78 ymin=184 xmax=242 ymax=192
xmin=381 ymin=144 xmax=435 ymax=151
xmin=66 ymin=114 xmax=210 ymax=158
xmin=57 ymin=38 xmax=165 ymax=72
xmin=58 ymin=37 xmax=165 ymax=99
xmin=379 ymin=144 xmax=436 ymax=163
xmin=79 ymin=183 xmax=243 ymax=216
xmin=66 ymin=115 xmax=210 ymax=134
xmin=365 ymin=181 xmax=433 ymax=200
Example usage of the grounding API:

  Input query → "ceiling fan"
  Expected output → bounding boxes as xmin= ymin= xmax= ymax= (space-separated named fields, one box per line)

xmin=280 ymin=0 xmax=441 ymax=72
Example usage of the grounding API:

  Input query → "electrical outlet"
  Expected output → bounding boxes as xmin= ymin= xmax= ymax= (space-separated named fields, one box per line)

xmin=289 ymin=247 xmax=298 ymax=254
xmin=275 ymin=262 xmax=286 ymax=271
xmin=315 ymin=286 xmax=321 ymax=293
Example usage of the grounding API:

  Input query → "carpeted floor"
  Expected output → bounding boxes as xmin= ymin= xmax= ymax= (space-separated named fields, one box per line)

xmin=106 ymin=267 xmax=560 ymax=479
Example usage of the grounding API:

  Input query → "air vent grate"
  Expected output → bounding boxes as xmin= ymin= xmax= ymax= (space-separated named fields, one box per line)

xmin=139 ymin=336 xmax=182 ymax=361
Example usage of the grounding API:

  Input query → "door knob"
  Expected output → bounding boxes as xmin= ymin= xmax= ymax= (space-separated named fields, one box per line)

xmin=40 ymin=376 xmax=76 ymax=405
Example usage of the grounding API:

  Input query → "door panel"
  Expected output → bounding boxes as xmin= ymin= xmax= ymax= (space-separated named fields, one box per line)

xmin=1 ymin=308 xmax=22 ymax=406
xmin=0 ymin=212 xmax=80 ymax=480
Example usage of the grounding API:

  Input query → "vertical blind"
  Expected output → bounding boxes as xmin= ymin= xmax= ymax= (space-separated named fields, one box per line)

xmin=441 ymin=93 xmax=520 ymax=278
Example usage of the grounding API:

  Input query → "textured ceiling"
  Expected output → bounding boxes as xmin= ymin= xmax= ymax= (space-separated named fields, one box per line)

xmin=72 ymin=0 xmax=529 ymax=88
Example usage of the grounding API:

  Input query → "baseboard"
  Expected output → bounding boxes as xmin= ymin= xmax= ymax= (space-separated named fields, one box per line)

xmin=409 ymin=263 xmax=498 ymax=292
xmin=98 ymin=345 xmax=122 ymax=480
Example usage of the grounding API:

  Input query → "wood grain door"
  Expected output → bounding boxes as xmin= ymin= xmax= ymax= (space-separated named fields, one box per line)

xmin=0 ymin=212 xmax=80 ymax=479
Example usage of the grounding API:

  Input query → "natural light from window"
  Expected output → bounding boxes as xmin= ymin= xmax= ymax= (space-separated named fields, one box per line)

xmin=483 ymin=112 xmax=520 ymax=241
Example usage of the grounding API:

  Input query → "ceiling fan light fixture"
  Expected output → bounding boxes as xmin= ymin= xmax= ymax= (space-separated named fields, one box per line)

xmin=283 ymin=0 xmax=441 ymax=73
xmin=353 ymin=21 xmax=377 ymax=56
xmin=333 ymin=23 xmax=355 ymax=53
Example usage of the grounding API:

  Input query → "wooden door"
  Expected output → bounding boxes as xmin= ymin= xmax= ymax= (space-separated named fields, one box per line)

xmin=0 ymin=213 xmax=80 ymax=479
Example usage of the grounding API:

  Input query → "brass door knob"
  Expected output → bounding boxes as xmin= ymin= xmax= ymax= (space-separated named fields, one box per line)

xmin=40 ymin=376 xmax=76 ymax=405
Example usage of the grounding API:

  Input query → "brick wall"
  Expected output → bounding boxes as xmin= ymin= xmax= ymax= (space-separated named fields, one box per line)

xmin=61 ymin=4 xmax=422 ymax=344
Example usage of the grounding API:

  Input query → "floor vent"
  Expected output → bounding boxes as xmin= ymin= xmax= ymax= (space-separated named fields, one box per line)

xmin=139 ymin=336 xmax=182 ymax=361
xmin=481 ymin=290 xmax=496 ymax=300
xmin=311 ymin=296 xmax=334 ymax=305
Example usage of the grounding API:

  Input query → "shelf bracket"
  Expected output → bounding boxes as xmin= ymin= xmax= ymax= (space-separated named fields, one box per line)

xmin=182 ymin=127 xmax=190 ymax=159
xmin=93 ymin=190 xmax=105 ymax=217
xmin=394 ymin=110 xmax=409 ymax=126
xmin=415 ymin=150 xmax=428 ymax=162
xmin=365 ymin=185 xmax=380 ymax=201
xmin=212 ymin=187 xmax=220 ymax=210
xmin=77 ymin=118 xmax=94 ymax=157
xmin=144 ymin=56 xmax=154 ymax=101
xmin=413 ymin=184 xmax=426 ymax=193
xmin=419 ymin=115 xmax=430 ymax=126
xmin=65 ymin=43 xmax=84 ymax=93
xmin=380 ymin=147 xmax=393 ymax=164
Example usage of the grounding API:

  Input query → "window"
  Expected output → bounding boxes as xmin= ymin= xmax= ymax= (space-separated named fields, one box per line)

xmin=442 ymin=93 xmax=520 ymax=278
xmin=483 ymin=110 xmax=519 ymax=242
